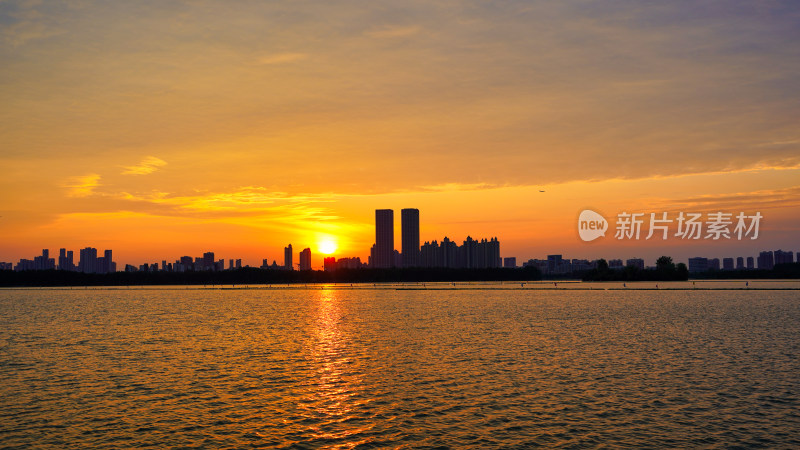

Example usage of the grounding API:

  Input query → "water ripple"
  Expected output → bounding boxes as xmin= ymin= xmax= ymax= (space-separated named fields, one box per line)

xmin=1 ymin=288 xmax=799 ymax=447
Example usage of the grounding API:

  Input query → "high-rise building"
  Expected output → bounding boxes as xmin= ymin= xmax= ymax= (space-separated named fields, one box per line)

xmin=284 ymin=244 xmax=293 ymax=270
xmin=736 ymin=256 xmax=744 ymax=270
xmin=626 ymin=258 xmax=645 ymax=270
xmin=104 ymin=249 xmax=113 ymax=273
xmin=32 ymin=249 xmax=55 ymax=271
xmin=58 ymin=248 xmax=74 ymax=271
xmin=757 ymin=251 xmax=774 ymax=270
xmin=79 ymin=247 xmax=98 ymax=273
xmin=722 ymin=257 xmax=734 ymax=270
xmin=547 ymin=255 xmax=564 ymax=273
xmin=299 ymin=248 xmax=312 ymax=271
xmin=688 ymin=257 xmax=709 ymax=272
xmin=774 ymin=250 xmax=794 ymax=265
xmin=203 ymin=252 xmax=215 ymax=270
xmin=747 ymin=256 xmax=754 ymax=269
xmin=503 ymin=257 xmax=517 ymax=268
xmin=374 ymin=209 xmax=394 ymax=268
xmin=401 ymin=208 xmax=420 ymax=268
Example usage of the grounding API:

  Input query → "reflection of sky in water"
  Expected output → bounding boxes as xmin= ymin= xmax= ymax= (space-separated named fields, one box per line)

xmin=1 ymin=288 xmax=799 ymax=448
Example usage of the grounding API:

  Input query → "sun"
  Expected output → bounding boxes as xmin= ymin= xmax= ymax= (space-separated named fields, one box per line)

xmin=318 ymin=239 xmax=337 ymax=255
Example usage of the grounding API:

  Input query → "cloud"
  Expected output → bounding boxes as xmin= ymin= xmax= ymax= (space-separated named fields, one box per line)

xmin=255 ymin=52 xmax=308 ymax=65
xmin=64 ymin=173 xmax=101 ymax=197
xmin=365 ymin=25 xmax=421 ymax=38
xmin=117 ymin=186 xmax=338 ymax=219
xmin=121 ymin=156 xmax=167 ymax=175
xmin=657 ymin=186 xmax=800 ymax=213
xmin=417 ymin=182 xmax=502 ymax=192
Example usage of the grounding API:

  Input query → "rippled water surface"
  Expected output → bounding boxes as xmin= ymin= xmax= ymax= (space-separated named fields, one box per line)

xmin=2 ymin=285 xmax=799 ymax=448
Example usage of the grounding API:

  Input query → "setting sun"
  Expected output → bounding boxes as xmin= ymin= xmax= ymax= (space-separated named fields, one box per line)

xmin=318 ymin=240 xmax=338 ymax=255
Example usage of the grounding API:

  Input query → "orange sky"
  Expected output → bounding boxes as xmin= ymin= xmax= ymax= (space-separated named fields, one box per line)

xmin=1 ymin=2 xmax=799 ymax=269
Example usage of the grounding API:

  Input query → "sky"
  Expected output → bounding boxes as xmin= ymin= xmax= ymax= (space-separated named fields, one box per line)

xmin=1 ymin=0 xmax=799 ymax=269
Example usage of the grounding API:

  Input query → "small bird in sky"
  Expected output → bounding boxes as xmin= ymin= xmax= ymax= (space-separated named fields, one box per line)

xmin=539 ymin=190 xmax=545 ymax=193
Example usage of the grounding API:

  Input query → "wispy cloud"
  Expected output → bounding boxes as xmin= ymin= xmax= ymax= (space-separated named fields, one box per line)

xmin=64 ymin=174 xmax=101 ymax=197
xmin=365 ymin=25 xmax=421 ymax=38
xmin=121 ymin=156 xmax=167 ymax=175
xmin=118 ymin=186 xmax=338 ymax=218
xmin=417 ymin=182 xmax=502 ymax=192
xmin=657 ymin=186 xmax=800 ymax=213
xmin=255 ymin=52 xmax=308 ymax=65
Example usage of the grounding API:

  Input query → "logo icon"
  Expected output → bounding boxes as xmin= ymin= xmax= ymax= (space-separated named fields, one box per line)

xmin=578 ymin=209 xmax=608 ymax=241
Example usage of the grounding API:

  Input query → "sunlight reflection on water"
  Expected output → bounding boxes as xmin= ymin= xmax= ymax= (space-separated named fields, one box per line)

xmin=1 ymin=287 xmax=799 ymax=448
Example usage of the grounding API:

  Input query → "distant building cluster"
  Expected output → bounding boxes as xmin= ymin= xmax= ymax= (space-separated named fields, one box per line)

xmin=128 ymin=252 xmax=227 ymax=273
xmin=521 ymin=254 xmax=621 ymax=274
xmin=688 ymin=249 xmax=797 ymax=272
xmin=120 ymin=246 xmax=314 ymax=272
xmin=323 ymin=257 xmax=367 ymax=271
xmin=1 ymin=211 xmax=796 ymax=275
xmin=8 ymin=248 xmax=115 ymax=273
xmin=417 ymin=237 xmax=501 ymax=269
xmin=515 ymin=250 xmax=798 ymax=275
xmin=364 ymin=208 xmax=502 ymax=270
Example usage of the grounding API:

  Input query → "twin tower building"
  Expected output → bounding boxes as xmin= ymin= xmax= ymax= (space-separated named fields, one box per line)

xmin=373 ymin=208 xmax=419 ymax=268
xmin=372 ymin=208 xmax=502 ymax=269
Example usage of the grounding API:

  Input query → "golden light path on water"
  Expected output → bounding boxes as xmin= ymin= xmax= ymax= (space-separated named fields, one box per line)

xmin=302 ymin=289 xmax=370 ymax=446
xmin=1 ymin=284 xmax=799 ymax=447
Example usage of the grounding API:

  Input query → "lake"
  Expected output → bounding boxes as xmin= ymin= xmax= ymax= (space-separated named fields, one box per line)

xmin=1 ymin=283 xmax=799 ymax=447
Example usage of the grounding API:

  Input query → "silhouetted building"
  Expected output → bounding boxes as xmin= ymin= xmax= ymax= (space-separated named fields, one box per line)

xmin=104 ymin=249 xmax=115 ymax=273
xmin=58 ymin=248 xmax=75 ymax=271
xmin=774 ymin=249 xmax=794 ymax=265
xmin=284 ymin=244 xmax=293 ymax=270
xmin=608 ymin=259 xmax=624 ymax=270
xmin=31 ymin=249 xmax=56 ymax=271
xmin=709 ymin=258 xmax=720 ymax=271
xmin=482 ymin=238 xmax=501 ymax=268
xmin=401 ymin=208 xmax=420 ymax=268
xmin=626 ymin=258 xmax=645 ymax=270
xmin=203 ymin=252 xmax=215 ymax=270
xmin=14 ymin=249 xmax=56 ymax=271
xmin=79 ymin=247 xmax=98 ymax=273
xmin=336 ymin=257 xmax=364 ymax=269
xmin=722 ymin=258 xmax=734 ymax=270
xmin=688 ymin=257 xmax=709 ymax=272
xmin=547 ymin=254 xmax=562 ymax=273
xmin=442 ymin=237 xmax=458 ymax=268
xmin=736 ymin=256 xmax=744 ymax=270
xmin=758 ymin=251 xmax=774 ymax=270
xmin=374 ymin=209 xmax=394 ymax=268
xmin=523 ymin=258 xmax=548 ymax=272
xmin=324 ymin=257 xmax=336 ymax=271
xmin=504 ymin=257 xmax=516 ymax=268
xmin=299 ymin=248 xmax=311 ymax=271
xmin=571 ymin=259 xmax=592 ymax=272
xmin=747 ymin=256 xmax=754 ymax=270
